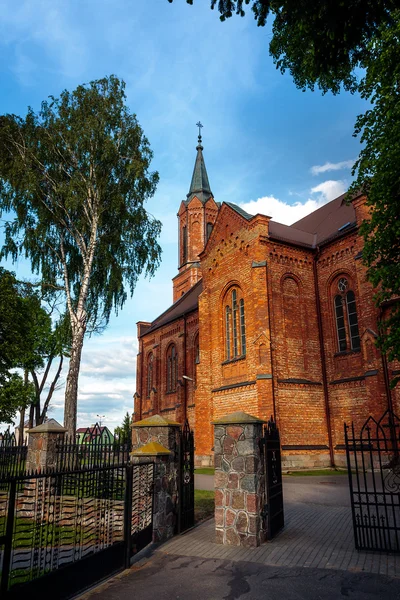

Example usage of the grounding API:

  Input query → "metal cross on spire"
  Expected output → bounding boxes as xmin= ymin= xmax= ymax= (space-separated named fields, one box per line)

xmin=196 ymin=121 xmax=203 ymax=144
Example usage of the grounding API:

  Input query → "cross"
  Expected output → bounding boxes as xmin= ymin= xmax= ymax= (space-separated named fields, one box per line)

xmin=196 ymin=121 xmax=203 ymax=143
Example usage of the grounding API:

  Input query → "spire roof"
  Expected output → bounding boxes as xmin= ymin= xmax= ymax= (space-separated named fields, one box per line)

xmin=186 ymin=125 xmax=213 ymax=204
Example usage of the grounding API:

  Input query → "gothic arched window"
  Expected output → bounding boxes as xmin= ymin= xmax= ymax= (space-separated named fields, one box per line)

xmin=166 ymin=344 xmax=178 ymax=393
xmin=206 ymin=222 xmax=213 ymax=242
xmin=224 ymin=287 xmax=246 ymax=360
xmin=146 ymin=352 xmax=153 ymax=397
xmin=333 ymin=277 xmax=360 ymax=352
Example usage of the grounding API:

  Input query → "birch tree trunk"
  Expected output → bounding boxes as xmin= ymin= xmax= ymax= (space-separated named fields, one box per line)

xmin=64 ymin=320 xmax=86 ymax=436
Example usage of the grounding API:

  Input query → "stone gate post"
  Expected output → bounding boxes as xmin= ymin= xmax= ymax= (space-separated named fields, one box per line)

xmin=26 ymin=421 xmax=67 ymax=472
xmin=130 ymin=415 xmax=181 ymax=543
xmin=213 ymin=411 xmax=266 ymax=547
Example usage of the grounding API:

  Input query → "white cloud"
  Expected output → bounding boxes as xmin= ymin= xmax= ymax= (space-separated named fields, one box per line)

xmin=310 ymin=160 xmax=354 ymax=175
xmin=310 ymin=180 xmax=346 ymax=202
xmin=240 ymin=180 xmax=346 ymax=226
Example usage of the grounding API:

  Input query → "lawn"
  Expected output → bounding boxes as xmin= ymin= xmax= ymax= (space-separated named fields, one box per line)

xmin=194 ymin=489 xmax=214 ymax=522
xmin=194 ymin=467 xmax=215 ymax=475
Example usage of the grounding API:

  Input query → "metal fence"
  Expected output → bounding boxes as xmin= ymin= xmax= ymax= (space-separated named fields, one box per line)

xmin=345 ymin=409 xmax=400 ymax=553
xmin=0 ymin=460 xmax=154 ymax=599
xmin=0 ymin=430 xmax=27 ymax=484
xmin=56 ymin=423 xmax=131 ymax=471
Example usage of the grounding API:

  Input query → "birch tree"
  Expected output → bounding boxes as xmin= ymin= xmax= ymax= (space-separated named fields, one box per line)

xmin=0 ymin=76 xmax=161 ymax=434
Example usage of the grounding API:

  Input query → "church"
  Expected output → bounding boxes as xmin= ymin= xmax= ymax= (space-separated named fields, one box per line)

xmin=134 ymin=132 xmax=399 ymax=469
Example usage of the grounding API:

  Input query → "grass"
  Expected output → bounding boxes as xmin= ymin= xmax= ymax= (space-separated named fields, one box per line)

xmin=194 ymin=467 xmax=215 ymax=475
xmin=194 ymin=489 xmax=214 ymax=522
xmin=284 ymin=468 xmax=348 ymax=477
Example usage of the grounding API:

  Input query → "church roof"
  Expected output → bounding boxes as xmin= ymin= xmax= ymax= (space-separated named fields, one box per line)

xmin=141 ymin=280 xmax=203 ymax=336
xmin=224 ymin=202 xmax=253 ymax=221
xmin=186 ymin=139 xmax=213 ymax=204
xmin=269 ymin=193 xmax=357 ymax=247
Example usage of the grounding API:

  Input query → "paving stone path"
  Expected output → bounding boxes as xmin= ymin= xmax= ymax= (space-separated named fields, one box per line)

xmin=161 ymin=478 xmax=400 ymax=579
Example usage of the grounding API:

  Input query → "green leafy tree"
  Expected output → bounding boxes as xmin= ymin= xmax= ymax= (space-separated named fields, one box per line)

xmin=0 ymin=373 xmax=35 ymax=425
xmin=27 ymin=306 xmax=71 ymax=429
xmin=114 ymin=412 xmax=132 ymax=444
xmin=0 ymin=267 xmax=70 ymax=427
xmin=0 ymin=268 xmax=42 ymax=424
xmin=349 ymin=14 xmax=400 ymax=384
xmin=0 ymin=76 xmax=162 ymax=435
xmin=172 ymin=0 xmax=400 ymax=375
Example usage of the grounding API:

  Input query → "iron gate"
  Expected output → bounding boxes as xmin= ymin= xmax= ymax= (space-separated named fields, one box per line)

xmin=0 ymin=461 xmax=154 ymax=599
xmin=260 ymin=417 xmax=284 ymax=539
xmin=177 ymin=420 xmax=194 ymax=533
xmin=345 ymin=409 xmax=400 ymax=553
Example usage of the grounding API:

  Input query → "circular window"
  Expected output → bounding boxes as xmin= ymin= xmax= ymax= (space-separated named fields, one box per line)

xmin=338 ymin=277 xmax=348 ymax=292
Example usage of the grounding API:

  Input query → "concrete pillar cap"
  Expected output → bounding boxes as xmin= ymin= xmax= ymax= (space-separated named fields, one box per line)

xmin=133 ymin=414 xmax=181 ymax=427
xmin=130 ymin=441 xmax=171 ymax=456
xmin=27 ymin=419 xmax=67 ymax=433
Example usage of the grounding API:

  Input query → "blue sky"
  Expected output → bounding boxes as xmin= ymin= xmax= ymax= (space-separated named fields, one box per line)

xmin=0 ymin=0 xmax=367 ymax=432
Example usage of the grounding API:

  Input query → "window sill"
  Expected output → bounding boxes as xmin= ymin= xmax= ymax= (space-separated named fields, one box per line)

xmin=222 ymin=354 xmax=246 ymax=366
xmin=334 ymin=349 xmax=361 ymax=357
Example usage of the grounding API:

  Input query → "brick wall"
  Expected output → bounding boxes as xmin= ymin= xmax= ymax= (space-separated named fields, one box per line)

xmin=135 ymin=196 xmax=396 ymax=469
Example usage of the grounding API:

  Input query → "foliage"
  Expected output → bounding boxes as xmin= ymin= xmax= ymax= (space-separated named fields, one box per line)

xmin=349 ymin=13 xmax=400 ymax=381
xmin=0 ymin=267 xmax=26 ymax=384
xmin=172 ymin=0 xmax=400 ymax=375
xmin=0 ymin=75 xmax=162 ymax=433
xmin=0 ymin=373 xmax=35 ymax=424
xmin=0 ymin=267 xmax=70 ymax=426
xmin=170 ymin=0 xmax=395 ymax=93
xmin=114 ymin=411 xmax=131 ymax=444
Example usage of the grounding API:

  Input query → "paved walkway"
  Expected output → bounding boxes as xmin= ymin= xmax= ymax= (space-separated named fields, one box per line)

xmin=162 ymin=476 xmax=399 ymax=578
xmin=80 ymin=477 xmax=400 ymax=599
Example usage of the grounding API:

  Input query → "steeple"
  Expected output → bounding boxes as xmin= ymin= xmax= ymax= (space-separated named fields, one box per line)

xmin=186 ymin=122 xmax=213 ymax=203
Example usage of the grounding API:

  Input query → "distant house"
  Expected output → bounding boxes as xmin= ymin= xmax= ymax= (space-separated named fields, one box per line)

xmin=76 ymin=425 xmax=114 ymax=445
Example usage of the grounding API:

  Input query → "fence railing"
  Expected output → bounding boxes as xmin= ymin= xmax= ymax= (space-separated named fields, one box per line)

xmin=0 ymin=430 xmax=27 ymax=485
xmin=345 ymin=409 xmax=400 ymax=553
xmin=0 ymin=460 xmax=154 ymax=599
xmin=56 ymin=422 xmax=131 ymax=471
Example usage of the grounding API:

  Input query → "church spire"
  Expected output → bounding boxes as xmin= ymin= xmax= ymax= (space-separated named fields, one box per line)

xmin=187 ymin=122 xmax=213 ymax=203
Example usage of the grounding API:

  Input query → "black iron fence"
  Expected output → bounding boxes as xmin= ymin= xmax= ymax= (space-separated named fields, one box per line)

xmin=345 ymin=409 xmax=400 ymax=553
xmin=0 ymin=460 xmax=154 ymax=599
xmin=260 ymin=416 xmax=284 ymax=540
xmin=0 ymin=430 xmax=27 ymax=484
xmin=56 ymin=423 xmax=131 ymax=471
xmin=177 ymin=420 xmax=194 ymax=533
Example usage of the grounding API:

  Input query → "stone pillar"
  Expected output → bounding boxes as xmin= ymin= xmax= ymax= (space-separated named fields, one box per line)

xmin=26 ymin=421 xmax=67 ymax=472
xmin=131 ymin=415 xmax=181 ymax=543
xmin=213 ymin=411 xmax=266 ymax=548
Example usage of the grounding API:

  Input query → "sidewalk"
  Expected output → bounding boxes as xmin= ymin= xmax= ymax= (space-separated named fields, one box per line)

xmin=80 ymin=477 xmax=400 ymax=599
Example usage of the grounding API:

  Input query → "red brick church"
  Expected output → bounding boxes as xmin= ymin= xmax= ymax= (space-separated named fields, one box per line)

xmin=134 ymin=133 xmax=399 ymax=468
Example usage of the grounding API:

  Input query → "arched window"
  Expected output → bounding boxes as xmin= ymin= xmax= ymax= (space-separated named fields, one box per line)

xmin=206 ymin=222 xmax=213 ymax=242
xmin=166 ymin=344 xmax=178 ymax=393
xmin=334 ymin=277 xmax=360 ymax=352
xmin=224 ymin=287 xmax=246 ymax=360
xmin=346 ymin=290 xmax=360 ymax=350
xmin=146 ymin=352 xmax=153 ymax=397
